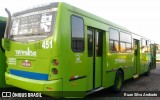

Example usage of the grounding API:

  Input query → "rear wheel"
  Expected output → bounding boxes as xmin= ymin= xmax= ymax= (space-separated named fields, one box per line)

xmin=113 ymin=71 xmax=123 ymax=93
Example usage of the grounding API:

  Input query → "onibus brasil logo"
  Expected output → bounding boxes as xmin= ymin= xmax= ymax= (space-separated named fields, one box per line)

xmin=15 ymin=47 xmax=36 ymax=56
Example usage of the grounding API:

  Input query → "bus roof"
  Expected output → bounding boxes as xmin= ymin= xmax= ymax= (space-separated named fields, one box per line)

xmin=9 ymin=2 xmax=155 ymax=43
xmin=61 ymin=2 xmax=155 ymax=43
xmin=61 ymin=2 xmax=130 ymax=32
xmin=12 ymin=2 xmax=59 ymax=17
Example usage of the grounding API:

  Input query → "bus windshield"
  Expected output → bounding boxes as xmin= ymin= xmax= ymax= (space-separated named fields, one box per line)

xmin=10 ymin=3 xmax=57 ymax=42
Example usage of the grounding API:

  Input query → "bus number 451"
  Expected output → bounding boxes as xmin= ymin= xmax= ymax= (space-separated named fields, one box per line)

xmin=42 ymin=40 xmax=52 ymax=49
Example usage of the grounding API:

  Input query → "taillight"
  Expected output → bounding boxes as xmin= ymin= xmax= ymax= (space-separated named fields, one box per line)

xmin=52 ymin=68 xmax=58 ymax=75
xmin=53 ymin=59 xmax=59 ymax=66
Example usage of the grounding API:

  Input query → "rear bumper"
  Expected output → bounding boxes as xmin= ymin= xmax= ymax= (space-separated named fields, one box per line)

xmin=5 ymin=72 xmax=62 ymax=92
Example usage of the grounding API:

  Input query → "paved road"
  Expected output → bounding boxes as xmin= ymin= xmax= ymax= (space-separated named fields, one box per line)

xmin=86 ymin=62 xmax=160 ymax=100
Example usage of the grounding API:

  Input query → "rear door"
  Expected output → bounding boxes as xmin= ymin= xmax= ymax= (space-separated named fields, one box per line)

xmin=133 ymin=39 xmax=140 ymax=74
xmin=150 ymin=44 xmax=156 ymax=69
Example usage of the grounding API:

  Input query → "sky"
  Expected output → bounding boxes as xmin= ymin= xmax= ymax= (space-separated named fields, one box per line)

xmin=1 ymin=0 xmax=160 ymax=43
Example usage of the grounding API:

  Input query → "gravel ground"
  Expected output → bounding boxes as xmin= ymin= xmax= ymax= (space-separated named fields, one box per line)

xmin=1 ymin=62 xmax=160 ymax=100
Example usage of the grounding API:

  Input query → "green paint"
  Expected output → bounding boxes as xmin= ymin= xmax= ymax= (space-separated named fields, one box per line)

xmin=2 ymin=38 xmax=10 ymax=51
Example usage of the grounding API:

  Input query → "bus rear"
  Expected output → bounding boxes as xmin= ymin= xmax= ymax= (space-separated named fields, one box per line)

xmin=3 ymin=3 xmax=64 ymax=95
xmin=0 ymin=16 xmax=7 ymax=88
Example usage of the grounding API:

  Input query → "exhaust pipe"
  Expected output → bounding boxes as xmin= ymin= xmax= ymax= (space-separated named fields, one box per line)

xmin=4 ymin=8 xmax=11 ymax=39
xmin=2 ymin=8 xmax=11 ymax=51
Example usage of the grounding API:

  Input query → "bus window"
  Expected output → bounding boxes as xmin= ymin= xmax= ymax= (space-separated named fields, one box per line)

xmin=109 ymin=28 xmax=119 ymax=41
xmin=88 ymin=29 xmax=93 ymax=57
xmin=126 ymin=43 xmax=132 ymax=52
xmin=141 ymin=39 xmax=148 ymax=53
xmin=120 ymin=42 xmax=126 ymax=52
xmin=120 ymin=32 xmax=132 ymax=52
xmin=96 ymin=31 xmax=103 ymax=56
xmin=120 ymin=32 xmax=131 ymax=43
xmin=71 ymin=16 xmax=84 ymax=52
xmin=109 ymin=28 xmax=119 ymax=52
xmin=110 ymin=40 xmax=119 ymax=52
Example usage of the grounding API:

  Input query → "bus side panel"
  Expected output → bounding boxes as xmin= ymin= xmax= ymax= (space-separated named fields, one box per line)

xmin=0 ymin=49 xmax=6 ymax=88
xmin=103 ymin=30 xmax=117 ymax=88
xmin=59 ymin=4 xmax=88 ymax=93
xmin=105 ymin=47 xmax=134 ymax=87
xmin=121 ymin=53 xmax=134 ymax=80
xmin=103 ymin=30 xmax=134 ymax=88
xmin=140 ymin=53 xmax=149 ymax=74
xmin=103 ymin=71 xmax=116 ymax=88
xmin=139 ymin=39 xmax=152 ymax=74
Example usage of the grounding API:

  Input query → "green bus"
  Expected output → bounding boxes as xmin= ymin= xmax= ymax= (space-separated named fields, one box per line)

xmin=0 ymin=16 xmax=7 ymax=88
xmin=3 ymin=2 xmax=156 ymax=97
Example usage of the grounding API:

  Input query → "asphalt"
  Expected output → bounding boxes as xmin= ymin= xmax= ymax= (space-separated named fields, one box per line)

xmin=86 ymin=62 xmax=160 ymax=100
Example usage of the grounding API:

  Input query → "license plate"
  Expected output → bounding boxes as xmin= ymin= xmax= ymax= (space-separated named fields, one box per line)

xmin=22 ymin=60 xmax=31 ymax=67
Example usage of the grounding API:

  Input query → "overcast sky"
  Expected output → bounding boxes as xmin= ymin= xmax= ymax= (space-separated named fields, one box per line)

xmin=1 ymin=0 xmax=160 ymax=43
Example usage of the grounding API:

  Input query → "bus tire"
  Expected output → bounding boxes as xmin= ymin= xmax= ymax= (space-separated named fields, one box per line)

xmin=113 ymin=70 xmax=123 ymax=93
xmin=145 ymin=63 xmax=151 ymax=76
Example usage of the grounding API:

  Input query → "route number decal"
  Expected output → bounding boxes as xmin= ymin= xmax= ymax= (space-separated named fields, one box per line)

xmin=42 ymin=40 xmax=52 ymax=49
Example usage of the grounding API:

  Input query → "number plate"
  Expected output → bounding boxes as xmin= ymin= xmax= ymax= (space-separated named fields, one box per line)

xmin=22 ymin=60 xmax=31 ymax=67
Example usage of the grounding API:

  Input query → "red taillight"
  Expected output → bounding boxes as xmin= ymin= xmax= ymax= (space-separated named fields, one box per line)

xmin=70 ymin=76 xmax=75 ymax=79
xmin=46 ymin=87 xmax=54 ymax=90
xmin=53 ymin=59 xmax=59 ymax=66
xmin=6 ymin=77 xmax=9 ymax=80
xmin=52 ymin=68 xmax=58 ymax=75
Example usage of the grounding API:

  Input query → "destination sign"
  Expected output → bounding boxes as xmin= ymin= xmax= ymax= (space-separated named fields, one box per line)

xmin=11 ymin=9 xmax=54 ymax=35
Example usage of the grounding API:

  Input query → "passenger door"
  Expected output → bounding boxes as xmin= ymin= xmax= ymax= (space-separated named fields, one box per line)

xmin=87 ymin=28 xmax=103 ymax=89
xmin=150 ymin=44 xmax=156 ymax=69
xmin=133 ymin=39 xmax=140 ymax=74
